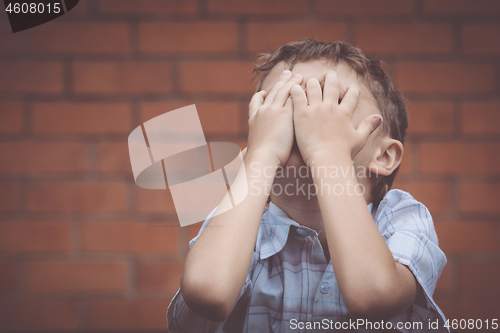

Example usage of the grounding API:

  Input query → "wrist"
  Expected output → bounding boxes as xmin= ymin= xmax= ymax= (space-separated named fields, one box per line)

xmin=244 ymin=147 xmax=280 ymax=169
xmin=243 ymin=148 xmax=279 ymax=200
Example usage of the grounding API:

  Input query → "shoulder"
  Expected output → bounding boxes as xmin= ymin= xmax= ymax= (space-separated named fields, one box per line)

xmin=377 ymin=188 xmax=418 ymax=212
xmin=375 ymin=188 xmax=425 ymax=218
xmin=374 ymin=189 xmax=437 ymax=241
xmin=375 ymin=192 xmax=448 ymax=327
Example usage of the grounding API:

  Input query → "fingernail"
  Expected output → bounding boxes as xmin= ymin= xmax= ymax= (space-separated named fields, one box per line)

xmin=293 ymin=74 xmax=302 ymax=79
xmin=281 ymin=70 xmax=291 ymax=76
xmin=373 ymin=116 xmax=382 ymax=127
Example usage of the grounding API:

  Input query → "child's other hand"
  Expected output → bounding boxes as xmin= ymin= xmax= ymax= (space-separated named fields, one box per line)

xmin=290 ymin=70 xmax=382 ymax=163
xmin=246 ymin=70 xmax=303 ymax=166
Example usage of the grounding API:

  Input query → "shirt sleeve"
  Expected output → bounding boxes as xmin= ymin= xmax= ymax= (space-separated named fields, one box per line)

xmin=376 ymin=190 xmax=449 ymax=333
xmin=166 ymin=208 xmax=254 ymax=333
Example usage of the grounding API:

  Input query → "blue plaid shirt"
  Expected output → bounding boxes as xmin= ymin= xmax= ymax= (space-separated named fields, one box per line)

xmin=167 ymin=189 xmax=448 ymax=332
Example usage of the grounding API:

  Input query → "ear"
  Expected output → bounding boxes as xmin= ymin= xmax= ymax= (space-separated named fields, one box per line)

xmin=368 ymin=138 xmax=404 ymax=177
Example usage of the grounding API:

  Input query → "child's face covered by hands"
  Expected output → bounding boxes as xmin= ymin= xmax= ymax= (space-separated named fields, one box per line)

xmin=246 ymin=69 xmax=304 ymax=166
xmin=259 ymin=60 xmax=383 ymax=169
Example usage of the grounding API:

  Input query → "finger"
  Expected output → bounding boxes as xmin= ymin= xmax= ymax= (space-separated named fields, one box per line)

xmin=284 ymin=95 xmax=293 ymax=113
xmin=306 ymin=78 xmax=322 ymax=106
xmin=262 ymin=70 xmax=292 ymax=107
xmin=272 ymin=74 xmax=304 ymax=107
xmin=322 ymin=70 xmax=340 ymax=104
xmin=249 ymin=90 xmax=266 ymax=118
xmin=356 ymin=114 xmax=383 ymax=143
xmin=290 ymin=84 xmax=308 ymax=111
xmin=340 ymin=83 xmax=360 ymax=115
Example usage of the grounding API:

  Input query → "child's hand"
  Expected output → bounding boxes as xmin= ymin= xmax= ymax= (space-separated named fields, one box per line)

xmin=246 ymin=70 xmax=303 ymax=166
xmin=290 ymin=70 xmax=382 ymax=163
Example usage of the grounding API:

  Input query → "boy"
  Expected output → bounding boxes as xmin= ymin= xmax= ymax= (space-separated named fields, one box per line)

xmin=167 ymin=39 xmax=447 ymax=332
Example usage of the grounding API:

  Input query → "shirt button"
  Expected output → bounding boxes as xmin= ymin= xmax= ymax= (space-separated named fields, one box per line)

xmin=296 ymin=228 xmax=308 ymax=236
xmin=320 ymin=282 xmax=331 ymax=294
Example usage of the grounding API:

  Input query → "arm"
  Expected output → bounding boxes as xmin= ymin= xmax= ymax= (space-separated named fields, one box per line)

xmin=311 ymin=152 xmax=416 ymax=320
xmin=290 ymin=72 xmax=416 ymax=320
xmin=180 ymin=70 xmax=304 ymax=321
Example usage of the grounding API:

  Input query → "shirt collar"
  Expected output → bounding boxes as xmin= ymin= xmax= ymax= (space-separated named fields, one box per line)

xmin=257 ymin=202 xmax=299 ymax=260
xmin=257 ymin=201 xmax=375 ymax=260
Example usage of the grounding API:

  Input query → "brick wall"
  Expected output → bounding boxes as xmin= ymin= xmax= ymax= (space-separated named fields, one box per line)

xmin=0 ymin=0 xmax=499 ymax=331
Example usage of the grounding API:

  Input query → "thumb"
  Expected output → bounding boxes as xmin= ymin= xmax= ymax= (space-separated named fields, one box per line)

xmin=249 ymin=90 xmax=266 ymax=119
xmin=356 ymin=115 xmax=382 ymax=142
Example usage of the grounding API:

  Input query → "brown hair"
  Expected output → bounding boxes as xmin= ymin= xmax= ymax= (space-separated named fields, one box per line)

xmin=253 ymin=39 xmax=408 ymax=208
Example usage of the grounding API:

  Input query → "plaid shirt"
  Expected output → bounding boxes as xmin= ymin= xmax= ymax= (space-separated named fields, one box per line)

xmin=167 ymin=189 xmax=448 ymax=332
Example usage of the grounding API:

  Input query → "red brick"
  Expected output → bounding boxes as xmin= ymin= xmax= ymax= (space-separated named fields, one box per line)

xmin=139 ymin=22 xmax=237 ymax=54
xmin=84 ymin=301 xmax=169 ymax=331
xmin=27 ymin=182 xmax=127 ymax=212
xmin=459 ymin=262 xmax=500 ymax=292
xmin=26 ymin=22 xmax=129 ymax=54
xmin=356 ymin=24 xmax=452 ymax=54
xmin=463 ymin=25 xmax=500 ymax=55
xmin=420 ymin=143 xmax=500 ymax=174
xmin=316 ymin=0 xmax=413 ymax=14
xmin=407 ymin=102 xmax=454 ymax=135
xmin=26 ymin=262 xmax=127 ymax=292
xmin=0 ymin=301 xmax=78 ymax=331
xmin=459 ymin=183 xmax=500 ymax=213
xmin=208 ymin=0 xmax=306 ymax=14
xmin=436 ymin=294 xmax=500 ymax=321
xmin=33 ymin=102 xmax=131 ymax=134
xmin=0 ymin=143 xmax=86 ymax=173
xmin=0 ymin=102 xmax=23 ymax=133
xmin=0 ymin=7 xmax=10 ymax=23
xmin=137 ymin=261 xmax=183 ymax=292
xmin=435 ymin=263 xmax=450 ymax=291
xmin=140 ymin=102 xmax=240 ymax=134
xmin=424 ymin=0 xmax=500 ymax=15
xmin=0 ymin=222 xmax=70 ymax=252
xmin=392 ymin=181 xmax=450 ymax=213
xmin=81 ymin=222 xmax=178 ymax=254
xmin=0 ymin=183 xmax=19 ymax=211
xmin=180 ymin=61 xmax=254 ymax=94
xmin=136 ymin=187 xmax=177 ymax=214
xmin=396 ymin=63 xmax=495 ymax=94
xmin=67 ymin=0 xmax=88 ymax=14
xmin=461 ymin=103 xmax=500 ymax=134
xmin=0 ymin=262 xmax=20 ymax=291
xmin=73 ymin=62 xmax=172 ymax=94
xmin=98 ymin=142 xmax=132 ymax=173
xmin=0 ymin=62 xmax=62 ymax=93
xmin=98 ymin=0 xmax=197 ymax=13
xmin=0 ymin=28 xmax=22 ymax=51
xmin=247 ymin=23 xmax=346 ymax=52
xmin=436 ymin=221 xmax=499 ymax=252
